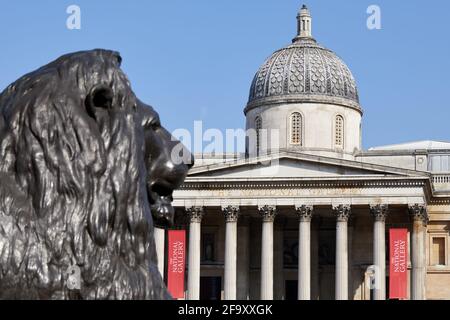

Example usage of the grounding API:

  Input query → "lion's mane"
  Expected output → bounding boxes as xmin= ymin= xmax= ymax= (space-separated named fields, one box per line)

xmin=0 ymin=50 xmax=169 ymax=299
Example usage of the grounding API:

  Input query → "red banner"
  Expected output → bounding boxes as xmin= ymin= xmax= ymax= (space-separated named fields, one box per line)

xmin=389 ymin=229 xmax=408 ymax=299
xmin=167 ymin=230 xmax=186 ymax=299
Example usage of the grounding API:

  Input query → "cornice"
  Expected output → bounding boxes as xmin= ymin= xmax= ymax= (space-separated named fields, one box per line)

xmin=244 ymin=94 xmax=362 ymax=116
xmin=180 ymin=177 xmax=428 ymax=190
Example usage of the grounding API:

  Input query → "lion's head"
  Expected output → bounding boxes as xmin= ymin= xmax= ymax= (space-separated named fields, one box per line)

xmin=0 ymin=49 xmax=193 ymax=299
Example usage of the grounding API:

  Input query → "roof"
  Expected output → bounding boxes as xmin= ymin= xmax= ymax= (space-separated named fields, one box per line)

xmin=369 ymin=141 xmax=450 ymax=151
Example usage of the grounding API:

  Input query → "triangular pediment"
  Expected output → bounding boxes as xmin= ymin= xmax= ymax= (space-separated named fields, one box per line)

xmin=188 ymin=152 xmax=427 ymax=179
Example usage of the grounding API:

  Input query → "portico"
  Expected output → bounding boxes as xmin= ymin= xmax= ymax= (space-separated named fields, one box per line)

xmin=155 ymin=5 xmax=450 ymax=301
xmin=166 ymin=152 xmax=431 ymax=300
xmin=170 ymin=203 xmax=428 ymax=300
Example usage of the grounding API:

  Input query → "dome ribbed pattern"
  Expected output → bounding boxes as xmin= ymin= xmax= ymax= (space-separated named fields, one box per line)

xmin=246 ymin=38 xmax=360 ymax=111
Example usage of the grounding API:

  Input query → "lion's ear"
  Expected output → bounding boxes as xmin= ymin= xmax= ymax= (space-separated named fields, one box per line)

xmin=86 ymin=85 xmax=114 ymax=119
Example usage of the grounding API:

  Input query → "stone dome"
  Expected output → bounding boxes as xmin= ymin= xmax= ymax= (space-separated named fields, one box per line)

xmin=245 ymin=7 xmax=360 ymax=114
xmin=245 ymin=6 xmax=363 ymax=159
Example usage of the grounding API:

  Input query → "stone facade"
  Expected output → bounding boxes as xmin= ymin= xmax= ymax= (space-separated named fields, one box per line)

xmin=153 ymin=6 xmax=450 ymax=300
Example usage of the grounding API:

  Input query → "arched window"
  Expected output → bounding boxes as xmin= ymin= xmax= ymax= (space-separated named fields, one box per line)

xmin=255 ymin=116 xmax=262 ymax=155
xmin=290 ymin=112 xmax=302 ymax=145
xmin=335 ymin=115 xmax=344 ymax=148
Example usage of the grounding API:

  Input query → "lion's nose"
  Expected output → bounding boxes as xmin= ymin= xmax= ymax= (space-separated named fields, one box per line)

xmin=168 ymin=160 xmax=192 ymax=187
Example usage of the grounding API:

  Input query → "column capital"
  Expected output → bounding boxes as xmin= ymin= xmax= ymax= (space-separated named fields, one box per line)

xmin=222 ymin=205 xmax=240 ymax=223
xmin=408 ymin=204 xmax=428 ymax=224
xmin=258 ymin=205 xmax=277 ymax=223
xmin=295 ymin=205 xmax=314 ymax=222
xmin=186 ymin=206 xmax=205 ymax=223
xmin=370 ymin=204 xmax=389 ymax=222
xmin=333 ymin=204 xmax=351 ymax=222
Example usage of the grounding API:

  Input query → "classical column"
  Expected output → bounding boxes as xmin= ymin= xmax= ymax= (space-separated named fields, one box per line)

xmin=259 ymin=205 xmax=277 ymax=300
xmin=333 ymin=204 xmax=351 ymax=300
xmin=409 ymin=204 xmax=428 ymax=300
xmin=222 ymin=205 xmax=240 ymax=300
xmin=186 ymin=206 xmax=205 ymax=300
xmin=154 ymin=227 xmax=166 ymax=279
xmin=296 ymin=205 xmax=313 ymax=300
xmin=370 ymin=204 xmax=388 ymax=300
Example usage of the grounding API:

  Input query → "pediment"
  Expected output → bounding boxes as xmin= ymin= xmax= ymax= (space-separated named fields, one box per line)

xmin=188 ymin=152 xmax=425 ymax=179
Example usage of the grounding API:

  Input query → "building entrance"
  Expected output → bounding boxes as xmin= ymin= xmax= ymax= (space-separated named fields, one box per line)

xmin=200 ymin=276 xmax=222 ymax=300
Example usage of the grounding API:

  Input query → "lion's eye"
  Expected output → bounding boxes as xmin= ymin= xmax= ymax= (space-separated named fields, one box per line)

xmin=150 ymin=120 xmax=161 ymax=130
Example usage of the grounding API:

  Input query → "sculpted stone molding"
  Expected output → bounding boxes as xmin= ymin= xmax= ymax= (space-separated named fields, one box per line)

xmin=258 ymin=205 xmax=277 ymax=223
xmin=408 ymin=204 xmax=428 ymax=224
xmin=333 ymin=204 xmax=352 ymax=222
xmin=180 ymin=179 xmax=427 ymax=190
xmin=222 ymin=205 xmax=240 ymax=223
xmin=370 ymin=204 xmax=389 ymax=222
xmin=186 ymin=206 xmax=205 ymax=223
xmin=295 ymin=205 xmax=314 ymax=222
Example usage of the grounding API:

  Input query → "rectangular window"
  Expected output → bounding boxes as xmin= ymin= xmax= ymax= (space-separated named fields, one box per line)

xmin=429 ymin=155 xmax=450 ymax=172
xmin=335 ymin=116 xmax=344 ymax=148
xmin=290 ymin=113 xmax=302 ymax=145
xmin=429 ymin=156 xmax=441 ymax=172
xmin=442 ymin=156 xmax=449 ymax=171
xmin=432 ymin=237 xmax=446 ymax=266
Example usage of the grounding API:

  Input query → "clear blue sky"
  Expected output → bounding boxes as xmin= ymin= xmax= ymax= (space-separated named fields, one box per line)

xmin=0 ymin=0 xmax=449 ymax=152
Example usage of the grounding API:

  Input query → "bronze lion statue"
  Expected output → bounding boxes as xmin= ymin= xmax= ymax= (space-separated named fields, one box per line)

xmin=0 ymin=49 xmax=193 ymax=299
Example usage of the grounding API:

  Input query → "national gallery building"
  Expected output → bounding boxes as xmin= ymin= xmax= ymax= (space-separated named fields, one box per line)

xmin=157 ymin=6 xmax=450 ymax=300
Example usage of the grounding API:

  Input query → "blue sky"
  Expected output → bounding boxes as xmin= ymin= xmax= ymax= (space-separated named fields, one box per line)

xmin=0 ymin=0 xmax=449 ymax=152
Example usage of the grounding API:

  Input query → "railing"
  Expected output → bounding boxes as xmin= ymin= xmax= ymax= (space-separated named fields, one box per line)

xmin=432 ymin=174 xmax=450 ymax=192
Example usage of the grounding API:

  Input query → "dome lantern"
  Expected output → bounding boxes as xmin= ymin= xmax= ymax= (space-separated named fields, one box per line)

xmin=294 ymin=4 xmax=313 ymax=41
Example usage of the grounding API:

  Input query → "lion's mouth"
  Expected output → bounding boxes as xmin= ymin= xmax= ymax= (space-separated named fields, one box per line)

xmin=149 ymin=182 xmax=175 ymax=228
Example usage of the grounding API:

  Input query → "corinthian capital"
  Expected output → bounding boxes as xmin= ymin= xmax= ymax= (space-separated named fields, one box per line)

xmin=408 ymin=204 xmax=428 ymax=224
xmin=333 ymin=204 xmax=351 ymax=222
xmin=295 ymin=205 xmax=314 ymax=222
xmin=222 ymin=205 xmax=240 ymax=223
xmin=370 ymin=204 xmax=389 ymax=222
xmin=258 ymin=205 xmax=277 ymax=223
xmin=186 ymin=206 xmax=205 ymax=223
